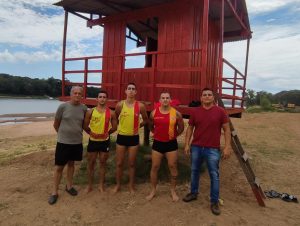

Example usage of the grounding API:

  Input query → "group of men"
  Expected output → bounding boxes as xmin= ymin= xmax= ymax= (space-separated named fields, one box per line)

xmin=48 ymin=83 xmax=232 ymax=215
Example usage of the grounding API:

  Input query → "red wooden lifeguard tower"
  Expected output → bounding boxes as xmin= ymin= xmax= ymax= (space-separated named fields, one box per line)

xmin=55 ymin=0 xmax=251 ymax=117
xmin=54 ymin=1 xmax=267 ymax=207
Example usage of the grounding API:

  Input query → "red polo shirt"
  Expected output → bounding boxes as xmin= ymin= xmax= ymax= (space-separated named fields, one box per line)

xmin=188 ymin=105 xmax=229 ymax=148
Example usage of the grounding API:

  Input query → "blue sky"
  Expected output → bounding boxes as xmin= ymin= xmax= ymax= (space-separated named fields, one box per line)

xmin=0 ymin=0 xmax=299 ymax=93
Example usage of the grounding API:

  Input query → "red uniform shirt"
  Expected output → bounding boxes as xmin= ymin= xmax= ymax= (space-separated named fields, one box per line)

xmin=153 ymin=107 xmax=177 ymax=142
xmin=188 ymin=105 xmax=229 ymax=148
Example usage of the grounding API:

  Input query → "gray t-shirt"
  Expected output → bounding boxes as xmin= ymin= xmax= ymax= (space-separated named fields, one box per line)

xmin=55 ymin=102 xmax=87 ymax=144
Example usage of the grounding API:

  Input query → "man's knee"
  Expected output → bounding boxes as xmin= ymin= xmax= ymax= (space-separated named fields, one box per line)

xmin=88 ymin=161 xmax=96 ymax=170
xmin=67 ymin=161 xmax=74 ymax=167
xmin=99 ymin=160 xmax=107 ymax=167
xmin=55 ymin=165 xmax=64 ymax=173
xmin=209 ymin=170 xmax=219 ymax=180
xmin=116 ymin=161 xmax=124 ymax=169
xmin=99 ymin=154 xmax=108 ymax=165
xmin=151 ymin=164 xmax=160 ymax=172
xmin=168 ymin=163 xmax=177 ymax=171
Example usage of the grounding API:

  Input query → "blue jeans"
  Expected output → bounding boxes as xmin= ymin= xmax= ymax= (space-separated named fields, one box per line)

xmin=190 ymin=145 xmax=221 ymax=203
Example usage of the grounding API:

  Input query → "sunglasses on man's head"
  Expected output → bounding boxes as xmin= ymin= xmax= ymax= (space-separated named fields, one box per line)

xmin=202 ymin=93 xmax=213 ymax=97
xmin=127 ymin=87 xmax=136 ymax=90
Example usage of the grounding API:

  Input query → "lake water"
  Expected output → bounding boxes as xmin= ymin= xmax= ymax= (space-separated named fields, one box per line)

xmin=0 ymin=99 xmax=62 ymax=115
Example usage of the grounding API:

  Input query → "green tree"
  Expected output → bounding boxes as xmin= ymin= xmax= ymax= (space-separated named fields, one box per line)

xmin=260 ymin=95 xmax=272 ymax=111
xmin=245 ymin=89 xmax=256 ymax=107
xmin=256 ymin=91 xmax=274 ymax=105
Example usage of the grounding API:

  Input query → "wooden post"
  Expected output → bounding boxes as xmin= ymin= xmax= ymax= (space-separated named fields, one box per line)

xmin=62 ymin=11 xmax=68 ymax=97
xmin=218 ymin=98 xmax=266 ymax=207
xmin=218 ymin=0 xmax=224 ymax=96
xmin=241 ymin=38 xmax=251 ymax=108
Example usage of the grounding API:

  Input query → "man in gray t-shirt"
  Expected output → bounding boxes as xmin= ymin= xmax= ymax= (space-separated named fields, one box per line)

xmin=48 ymin=86 xmax=87 ymax=205
xmin=55 ymin=102 xmax=87 ymax=144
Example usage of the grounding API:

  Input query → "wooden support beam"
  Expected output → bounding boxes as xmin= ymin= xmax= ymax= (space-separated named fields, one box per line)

xmin=62 ymin=11 xmax=68 ymax=97
xmin=225 ymin=0 xmax=251 ymax=37
xmin=218 ymin=98 xmax=266 ymax=207
xmin=87 ymin=1 xmax=182 ymax=26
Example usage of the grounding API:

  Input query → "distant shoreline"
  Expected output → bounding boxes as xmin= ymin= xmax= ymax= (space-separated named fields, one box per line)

xmin=0 ymin=113 xmax=55 ymax=124
xmin=0 ymin=95 xmax=58 ymax=100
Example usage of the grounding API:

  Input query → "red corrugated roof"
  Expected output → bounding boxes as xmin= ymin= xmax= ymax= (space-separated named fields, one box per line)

xmin=54 ymin=0 xmax=251 ymax=42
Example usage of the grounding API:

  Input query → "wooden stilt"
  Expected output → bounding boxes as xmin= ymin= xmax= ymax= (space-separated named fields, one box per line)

xmin=219 ymin=98 xmax=266 ymax=207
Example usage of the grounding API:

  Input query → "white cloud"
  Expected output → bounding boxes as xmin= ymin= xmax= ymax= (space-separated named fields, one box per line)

xmin=0 ymin=48 xmax=61 ymax=63
xmin=224 ymin=21 xmax=300 ymax=93
xmin=0 ymin=0 xmax=103 ymax=63
xmin=247 ymin=0 xmax=299 ymax=14
xmin=266 ymin=18 xmax=276 ymax=23
xmin=0 ymin=50 xmax=15 ymax=62
xmin=0 ymin=1 xmax=103 ymax=48
xmin=0 ymin=1 xmax=61 ymax=47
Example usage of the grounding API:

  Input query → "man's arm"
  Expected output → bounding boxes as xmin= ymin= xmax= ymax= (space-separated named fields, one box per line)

xmin=114 ymin=101 xmax=122 ymax=123
xmin=176 ymin=111 xmax=184 ymax=136
xmin=53 ymin=118 xmax=61 ymax=133
xmin=83 ymin=109 xmax=92 ymax=134
xmin=184 ymin=125 xmax=194 ymax=155
xmin=148 ymin=111 xmax=154 ymax=133
xmin=222 ymin=122 xmax=232 ymax=159
xmin=109 ymin=110 xmax=117 ymax=134
xmin=139 ymin=102 xmax=148 ymax=127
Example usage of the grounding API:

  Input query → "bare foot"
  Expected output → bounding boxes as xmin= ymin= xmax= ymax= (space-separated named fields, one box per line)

xmin=85 ymin=186 xmax=93 ymax=194
xmin=171 ymin=190 xmax=179 ymax=202
xmin=112 ymin=185 xmax=120 ymax=194
xmin=146 ymin=190 xmax=156 ymax=201
xmin=129 ymin=186 xmax=136 ymax=194
xmin=98 ymin=185 xmax=105 ymax=193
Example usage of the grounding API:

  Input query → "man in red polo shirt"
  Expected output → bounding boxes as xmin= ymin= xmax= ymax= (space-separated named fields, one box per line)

xmin=183 ymin=87 xmax=232 ymax=215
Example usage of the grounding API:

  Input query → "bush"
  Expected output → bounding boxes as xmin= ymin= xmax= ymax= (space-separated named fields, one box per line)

xmin=246 ymin=106 xmax=264 ymax=113
xmin=260 ymin=95 xmax=272 ymax=111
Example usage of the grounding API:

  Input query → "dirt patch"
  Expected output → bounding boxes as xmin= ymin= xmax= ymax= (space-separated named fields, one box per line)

xmin=0 ymin=113 xmax=300 ymax=225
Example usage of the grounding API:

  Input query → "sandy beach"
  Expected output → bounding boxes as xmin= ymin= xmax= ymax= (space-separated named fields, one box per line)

xmin=0 ymin=112 xmax=300 ymax=225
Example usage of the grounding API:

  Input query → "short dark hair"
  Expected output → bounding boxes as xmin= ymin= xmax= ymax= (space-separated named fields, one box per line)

xmin=160 ymin=91 xmax=171 ymax=98
xmin=201 ymin=87 xmax=213 ymax=95
xmin=98 ymin=90 xmax=108 ymax=98
xmin=126 ymin=82 xmax=136 ymax=89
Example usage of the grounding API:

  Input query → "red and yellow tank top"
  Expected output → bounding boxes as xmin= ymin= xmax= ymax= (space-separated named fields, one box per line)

xmin=118 ymin=101 xmax=140 ymax=136
xmin=89 ymin=107 xmax=111 ymax=141
xmin=153 ymin=107 xmax=177 ymax=142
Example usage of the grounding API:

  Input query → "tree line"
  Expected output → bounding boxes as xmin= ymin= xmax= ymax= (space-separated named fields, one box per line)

xmin=0 ymin=73 xmax=99 ymax=98
xmin=245 ymin=89 xmax=300 ymax=108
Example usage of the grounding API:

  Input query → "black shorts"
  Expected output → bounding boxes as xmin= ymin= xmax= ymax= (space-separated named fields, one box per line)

xmin=116 ymin=134 xmax=139 ymax=146
xmin=87 ymin=139 xmax=110 ymax=153
xmin=55 ymin=142 xmax=83 ymax=166
xmin=152 ymin=139 xmax=178 ymax=154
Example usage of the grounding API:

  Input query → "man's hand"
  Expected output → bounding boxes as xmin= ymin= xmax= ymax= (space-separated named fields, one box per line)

xmin=184 ymin=146 xmax=190 ymax=156
xmin=222 ymin=146 xmax=232 ymax=159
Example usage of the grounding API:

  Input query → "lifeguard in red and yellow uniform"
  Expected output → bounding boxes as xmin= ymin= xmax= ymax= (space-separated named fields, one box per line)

xmin=113 ymin=83 xmax=148 ymax=194
xmin=83 ymin=90 xmax=117 ymax=193
xmin=146 ymin=92 xmax=184 ymax=202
